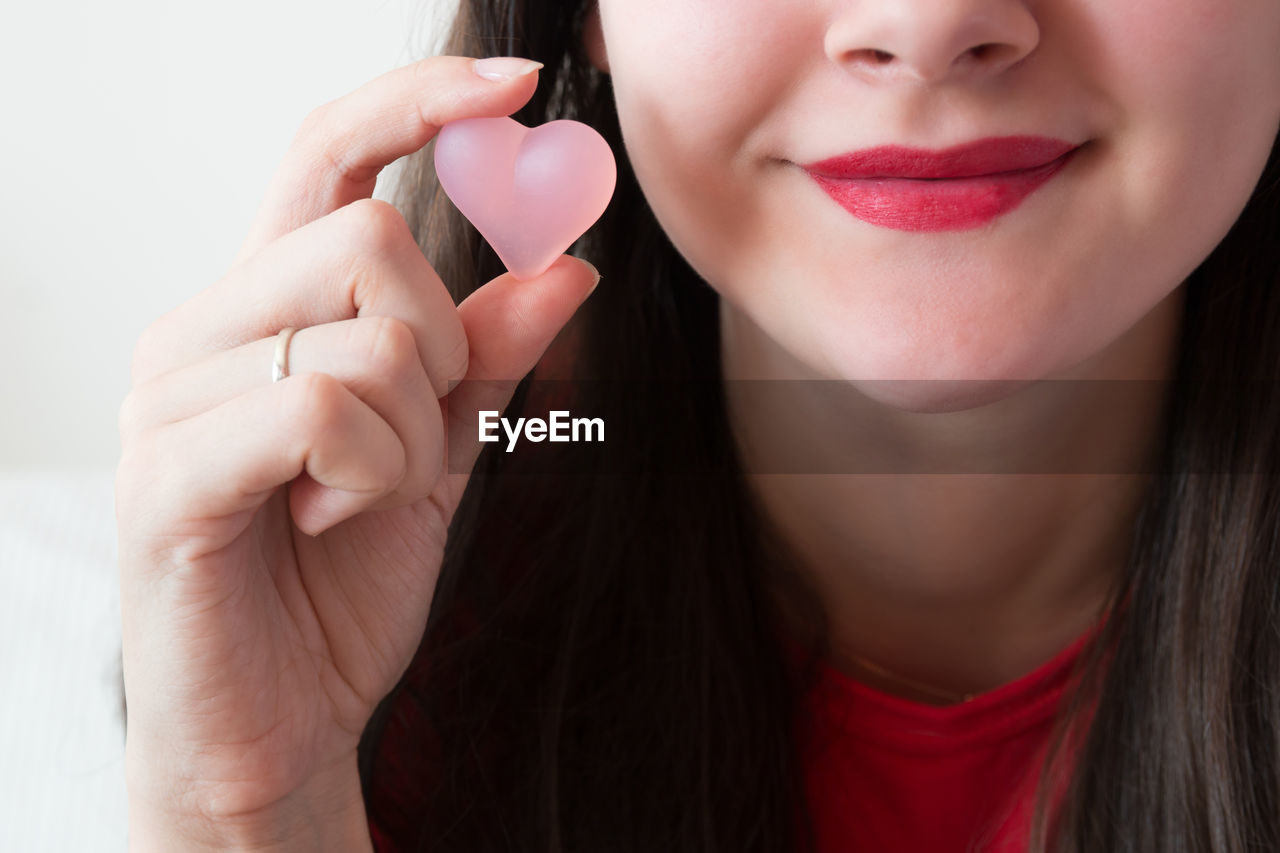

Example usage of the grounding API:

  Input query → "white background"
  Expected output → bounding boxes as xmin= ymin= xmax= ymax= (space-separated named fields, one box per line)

xmin=0 ymin=0 xmax=458 ymax=473
xmin=0 ymin=1 xmax=453 ymax=849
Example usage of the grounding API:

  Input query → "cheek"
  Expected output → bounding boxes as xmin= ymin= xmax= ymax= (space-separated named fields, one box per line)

xmin=1096 ymin=0 xmax=1280 ymax=208
xmin=1065 ymin=0 xmax=1280 ymax=116
xmin=1075 ymin=0 xmax=1280 ymax=350
xmin=603 ymin=1 xmax=800 ymax=280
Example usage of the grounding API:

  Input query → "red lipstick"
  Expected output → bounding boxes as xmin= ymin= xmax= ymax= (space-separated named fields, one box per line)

xmin=800 ymin=136 xmax=1081 ymax=232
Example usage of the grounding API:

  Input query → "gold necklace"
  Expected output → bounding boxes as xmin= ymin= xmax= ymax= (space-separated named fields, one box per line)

xmin=838 ymin=649 xmax=977 ymax=706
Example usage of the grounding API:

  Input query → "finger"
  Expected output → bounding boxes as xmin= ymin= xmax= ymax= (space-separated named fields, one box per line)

xmin=442 ymin=254 xmax=600 ymax=481
xmin=236 ymin=54 xmax=543 ymax=264
xmin=120 ymin=316 xmax=445 ymax=509
xmin=133 ymin=199 xmax=467 ymax=400
xmin=129 ymin=371 xmax=408 ymax=555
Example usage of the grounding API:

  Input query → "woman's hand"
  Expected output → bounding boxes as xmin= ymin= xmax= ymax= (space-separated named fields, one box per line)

xmin=115 ymin=54 xmax=598 ymax=846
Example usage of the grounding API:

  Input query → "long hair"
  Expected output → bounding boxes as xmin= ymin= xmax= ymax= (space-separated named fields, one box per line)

xmin=356 ymin=1 xmax=1280 ymax=850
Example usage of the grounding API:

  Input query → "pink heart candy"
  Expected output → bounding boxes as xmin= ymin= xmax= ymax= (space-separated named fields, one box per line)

xmin=433 ymin=116 xmax=617 ymax=280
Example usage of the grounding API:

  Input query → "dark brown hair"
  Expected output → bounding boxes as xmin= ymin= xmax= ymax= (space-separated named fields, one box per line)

xmin=356 ymin=1 xmax=1280 ymax=850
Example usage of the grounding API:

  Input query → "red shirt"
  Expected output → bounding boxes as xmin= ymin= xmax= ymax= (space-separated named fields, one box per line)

xmin=367 ymin=622 xmax=1098 ymax=853
xmin=790 ymin=624 xmax=1097 ymax=852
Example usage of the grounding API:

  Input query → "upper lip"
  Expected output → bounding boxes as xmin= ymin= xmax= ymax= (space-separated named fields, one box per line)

xmin=799 ymin=135 xmax=1081 ymax=180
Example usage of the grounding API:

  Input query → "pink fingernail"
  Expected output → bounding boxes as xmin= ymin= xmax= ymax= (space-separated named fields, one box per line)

xmin=472 ymin=57 xmax=544 ymax=82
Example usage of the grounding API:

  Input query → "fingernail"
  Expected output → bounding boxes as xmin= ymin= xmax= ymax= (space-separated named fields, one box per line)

xmin=575 ymin=256 xmax=602 ymax=291
xmin=472 ymin=56 xmax=545 ymax=82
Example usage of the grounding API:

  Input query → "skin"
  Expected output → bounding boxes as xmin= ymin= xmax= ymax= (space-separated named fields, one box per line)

xmin=116 ymin=57 xmax=599 ymax=846
xmin=582 ymin=0 xmax=1280 ymax=702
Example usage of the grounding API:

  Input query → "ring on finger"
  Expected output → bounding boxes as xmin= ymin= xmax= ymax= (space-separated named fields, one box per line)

xmin=272 ymin=327 xmax=300 ymax=383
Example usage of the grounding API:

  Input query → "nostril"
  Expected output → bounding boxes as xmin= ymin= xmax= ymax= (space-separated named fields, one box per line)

xmin=869 ymin=49 xmax=894 ymax=63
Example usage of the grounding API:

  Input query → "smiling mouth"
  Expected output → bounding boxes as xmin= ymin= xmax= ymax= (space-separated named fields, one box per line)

xmin=878 ymin=160 xmax=1068 ymax=181
xmin=801 ymin=145 xmax=1084 ymax=232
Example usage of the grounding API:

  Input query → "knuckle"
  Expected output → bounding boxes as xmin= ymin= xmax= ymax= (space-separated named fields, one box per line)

xmin=339 ymin=198 xmax=411 ymax=258
xmin=287 ymin=372 xmax=349 ymax=436
xmin=114 ymin=426 xmax=170 ymax=530
xmin=411 ymin=57 xmax=472 ymax=119
xmin=353 ymin=316 xmax=419 ymax=378
xmin=409 ymin=55 xmax=437 ymax=85
xmin=129 ymin=301 xmax=192 ymax=386
xmin=297 ymin=102 xmax=333 ymax=140
xmin=129 ymin=321 xmax=165 ymax=386
xmin=116 ymin=389 xmax=146 ymax=441
xmin=408 ymin=55 xmax=450 ymax=97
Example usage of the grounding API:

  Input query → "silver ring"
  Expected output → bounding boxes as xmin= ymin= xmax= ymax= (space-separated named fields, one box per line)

xmin=272 ymin=327 xmax=299 ymax=383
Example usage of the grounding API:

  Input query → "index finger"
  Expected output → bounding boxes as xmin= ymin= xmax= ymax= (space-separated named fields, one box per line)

xmin=235 ymin=54 xmax=544 ymax=264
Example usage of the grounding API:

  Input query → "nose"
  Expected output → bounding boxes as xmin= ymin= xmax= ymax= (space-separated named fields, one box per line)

xmin=824 ymin=0 xmax=1040 ymax=85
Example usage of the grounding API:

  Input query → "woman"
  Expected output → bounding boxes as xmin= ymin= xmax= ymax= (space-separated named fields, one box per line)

xmin=115 ymin=0 xmax=1280 ymax=850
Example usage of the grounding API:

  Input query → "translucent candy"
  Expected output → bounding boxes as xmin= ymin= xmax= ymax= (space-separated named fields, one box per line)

xmin=434 ymin=116 xmax=617 ymax=280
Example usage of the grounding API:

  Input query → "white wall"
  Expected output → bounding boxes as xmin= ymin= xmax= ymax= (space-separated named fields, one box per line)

xmin=0 ymin=0 xmax=457 ymax=472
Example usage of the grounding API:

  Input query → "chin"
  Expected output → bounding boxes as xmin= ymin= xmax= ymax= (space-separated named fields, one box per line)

xmin=808 ymin=317 xmax=1062 ymax=413
xmin=818 ymin=341 xmax=1049 ymax=413
xmin=846 ymin=377 xmax=1042 ymax=414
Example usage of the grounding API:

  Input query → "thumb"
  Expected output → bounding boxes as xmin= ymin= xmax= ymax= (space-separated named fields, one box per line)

xmin=444 ymin=253 xmax=600 ymax=477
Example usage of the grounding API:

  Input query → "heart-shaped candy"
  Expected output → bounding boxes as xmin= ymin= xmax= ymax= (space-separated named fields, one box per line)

xmin=433 ymin=116 xmax=617 ymax=280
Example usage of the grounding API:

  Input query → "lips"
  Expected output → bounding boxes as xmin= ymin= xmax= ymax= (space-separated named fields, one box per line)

xmin=799 ymin=135 xmax=1082 ymax=232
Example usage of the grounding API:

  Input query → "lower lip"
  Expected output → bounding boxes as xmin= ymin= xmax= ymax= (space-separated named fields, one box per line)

xmin=804 ymin=148 xmax=1080 ymax=233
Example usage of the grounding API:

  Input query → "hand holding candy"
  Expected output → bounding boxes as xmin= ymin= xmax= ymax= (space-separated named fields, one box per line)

xmin=434 ymin=116 xmax=617 ymax=279
xmin=115 ymin=54 xmax=604 ymax=851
